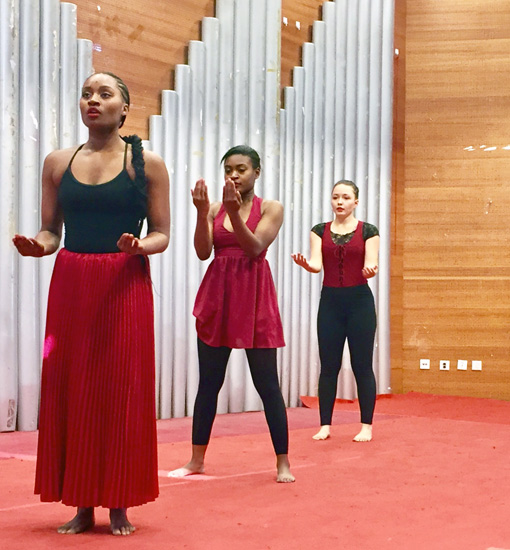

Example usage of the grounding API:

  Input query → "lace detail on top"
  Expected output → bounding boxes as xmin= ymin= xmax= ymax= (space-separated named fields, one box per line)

xmin=312 ymin=221 xmax=379 ymax=244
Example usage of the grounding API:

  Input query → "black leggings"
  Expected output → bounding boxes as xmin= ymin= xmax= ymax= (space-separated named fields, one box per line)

xmin=317 ymin=285 xmax=377 ymax=425
xmin=192 ymin=338 xmax=289 ymax=455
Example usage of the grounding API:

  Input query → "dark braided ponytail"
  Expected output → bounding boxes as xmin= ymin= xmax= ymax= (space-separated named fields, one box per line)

xmin=122 ymin=134 xmax=148 ymax=215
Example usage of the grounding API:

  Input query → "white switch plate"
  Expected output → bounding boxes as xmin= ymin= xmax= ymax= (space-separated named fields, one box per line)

xmin=420 ymin=359 xmax=430 ymax=370
xmin=457 ymin=359 xmax=468 ymax=371
xmin=472 ymin=360 xmax=482 ymax=371
xmin=439 ymin=360 xmax=450 ymax=371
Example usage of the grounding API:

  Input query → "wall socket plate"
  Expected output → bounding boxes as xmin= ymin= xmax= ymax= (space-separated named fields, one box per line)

xmin=457 ymin=359 xmax=468 ymax=371
xmin=472 ymin=360 xmax=482 ymax=371
xmin=439 ymin=360 xmax=450 ymax=371
xmin=420 ymin=359 xmax=430 ymax=370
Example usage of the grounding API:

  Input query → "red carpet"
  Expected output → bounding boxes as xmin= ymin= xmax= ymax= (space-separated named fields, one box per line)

xmin=1 ymin=392 xmax=510 ymax=550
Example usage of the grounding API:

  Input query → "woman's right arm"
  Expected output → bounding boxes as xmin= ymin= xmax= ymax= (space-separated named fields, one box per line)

xmin=13 ymin=152 xmax=63 ymax=257
xmin=291 ymin=231 xmax=323 ymax=273
xmin=192 ymin=178 xmax=218 ymax=260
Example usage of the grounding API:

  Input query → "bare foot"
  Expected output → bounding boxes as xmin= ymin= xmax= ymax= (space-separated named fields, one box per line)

xmin=57 ymin=507 xmax=94 ymax=534
xmin=276 ymin=455 xmax=295 ymax=483
xmin=353 ymin=423 xmax=373 ymax=442
xmin=110 ymin=508 xmax=135 ymax=536
xmin=167 ymin=460 xmax=205 ymax=478
xmin=312 ymin=425 xmax=331 ymax=440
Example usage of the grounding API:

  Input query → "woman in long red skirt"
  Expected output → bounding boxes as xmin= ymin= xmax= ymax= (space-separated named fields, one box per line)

xmin=170 ymin=145 xmax=294 ymax=483
xmin=13 ymin=72 xmax=170 ymax=535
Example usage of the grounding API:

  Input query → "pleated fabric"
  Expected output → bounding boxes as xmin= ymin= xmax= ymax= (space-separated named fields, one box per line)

xmin=35 ymin=249 xmax=159 ymax=508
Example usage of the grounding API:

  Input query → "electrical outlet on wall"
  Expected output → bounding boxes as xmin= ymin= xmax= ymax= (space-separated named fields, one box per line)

xmin=439 ymin=360 xmax=450 ymax=371
xmin=420 ymin=359 xmax=430 ymax=370
xmin=472 ymin=360 xmax=482 ymax=371
xmin=457 ymin=359 xmax=468 ymax=371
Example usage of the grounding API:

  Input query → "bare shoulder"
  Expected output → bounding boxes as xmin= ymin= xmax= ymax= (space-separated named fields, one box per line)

xmin=44 ymin=147 xmax=76 ymax=166
xmin=261 ymin=198 xmax=283 ymax=216
xmin=143 ymin=149 xmax=166 ymax=169
xmin=43 ymin=147 xmax=78 ymax=183
xmin=143 ymin=150 xmax=169 ymax=180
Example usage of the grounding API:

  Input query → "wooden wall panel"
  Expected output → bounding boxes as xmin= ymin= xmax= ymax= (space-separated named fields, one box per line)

xmin=404 ymin=0 xmax=510 ymax=399
xmin=281 ymin=0 xmax=322 ymax=88
xmin=71 ymin=0 xmax=325 ymax=138
xmin=391 ymin=0 xmax=406 ymax=393
xmin=72 ymin=0 xmax=215 ymax=138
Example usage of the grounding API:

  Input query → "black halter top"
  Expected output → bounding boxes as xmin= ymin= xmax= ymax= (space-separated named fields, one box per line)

xmin=58 ymin=143 xmax=146 ymax=253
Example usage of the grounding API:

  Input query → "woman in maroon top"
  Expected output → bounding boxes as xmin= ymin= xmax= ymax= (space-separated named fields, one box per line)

xmin=170 ymin=145 xmax=294 ymax=483
xmin=292 ymin=180 xmax=379 ymax=442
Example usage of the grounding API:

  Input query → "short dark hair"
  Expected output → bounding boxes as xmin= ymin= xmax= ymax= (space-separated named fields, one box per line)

xmin=332 ymin=179 xmax=359 ymax=199
xmin=221 ymin=145 xmax=261 ymax=170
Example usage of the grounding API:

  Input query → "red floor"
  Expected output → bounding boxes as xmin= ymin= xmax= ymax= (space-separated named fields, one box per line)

xmin=1 ymin=392 xmax=509 ymax=550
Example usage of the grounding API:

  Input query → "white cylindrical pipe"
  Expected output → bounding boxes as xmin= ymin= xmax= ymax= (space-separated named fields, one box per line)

xmin=148 ymin=114 xmax=165 ymax=415
xmin=59 ymin=3 xmax=78 ymax=148
xmin=76 ymin=38 xmax=93 ymax=144
xmin=17 ymin=0 xmax=41 ymax=431
xmin=0 ymin=0 xmax=20 ymax=432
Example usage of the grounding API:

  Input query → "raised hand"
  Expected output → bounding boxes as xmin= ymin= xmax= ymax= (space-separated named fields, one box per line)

xmin=362 ymin=265 xmax=378 ymax=279
xmin=291 ymin=252 xmax=312 ymax=270
xmin=12 ymin=234 xmax=45 ymax=257
xmin=117 ymin=233 xmax=143 ymax=255
xmin=191 ymin=178 xmax=210 ymax=215
xmin=222 ymin=177 xmax=242 ymax=216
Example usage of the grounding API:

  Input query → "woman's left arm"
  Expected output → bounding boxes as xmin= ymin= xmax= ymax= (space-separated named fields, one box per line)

xmin=362 ymin=235 xmax=380 ymax=279
xmin=117 ymin=151 xmax=170 ymax=255
xmin=227 ymin=193 xmax=283 ymax=258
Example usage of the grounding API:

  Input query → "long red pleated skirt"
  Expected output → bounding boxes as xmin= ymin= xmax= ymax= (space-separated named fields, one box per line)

xmin=35 ymin=249 xmax=159 ymax=508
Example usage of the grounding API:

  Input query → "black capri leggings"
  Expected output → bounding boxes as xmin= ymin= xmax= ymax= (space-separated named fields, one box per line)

xmin=192 ymin=338 xmax=289 ymax=455
xmin=317 ymin=284 xmax=377 ymax=426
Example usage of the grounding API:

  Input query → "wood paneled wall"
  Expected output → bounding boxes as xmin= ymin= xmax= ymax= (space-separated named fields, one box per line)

xmin=73 ymin=0 xmax=215 ymax=139
xmin=72 ymin=0 xmax=323 ymax=139
xmin=391 ymin=0 xmax=406 ymax=393
xmin=403 ymin=0 xmax=510 ymax=398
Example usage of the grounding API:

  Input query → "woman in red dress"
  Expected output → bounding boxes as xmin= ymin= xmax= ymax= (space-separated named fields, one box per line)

xmin=171 ymin=145 xmax=294 ymax=483
xmin=13 ymin=72 xmax=170 ymax=535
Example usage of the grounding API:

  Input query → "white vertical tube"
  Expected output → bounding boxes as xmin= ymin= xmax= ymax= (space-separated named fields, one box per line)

xmin=38 ymin=0 xmax=60 ymax=368
xmin=332 ymin=0 xmax=348 ymax=208
xmin=201 ymin=18 xmax=220 ymax=192
xmin=0 ymin=0 xmax=20 ymax=432
xmin=76 ymin=38 xmax=93 ymax=144
xmin=159 ymin=90 xmax=178 ymax=418
xmin=288 ymin=66 xmax=305 ymax=406
xmin=377 ymin=0 xmax=395 ymax=395
xmin=59 ymin=2 xmax=78 ymax=148
xmin=187 ymin=40 xmax=207 ymax=409
xmin=148 ymin=114 xmax=164 ymax=416
xmin=173 ymin=64 xmax=197 ymax=416
xmin=16 ymin=0 xmax=41 ymax=431
xmin=343 ymin=0 xmax=359 ymax=180
xmin=216 ymin=0 xmax=235 ymax=160
xmin=355 ymin=0 xmax=371 ymax=212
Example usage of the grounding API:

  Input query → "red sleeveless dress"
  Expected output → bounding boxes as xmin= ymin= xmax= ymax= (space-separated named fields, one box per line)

xmin=193 ymin=196 xmax=285 ymax=349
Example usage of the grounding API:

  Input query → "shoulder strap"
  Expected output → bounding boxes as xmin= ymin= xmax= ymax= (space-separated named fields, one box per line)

xmin=68 ymin=144 xmax=84 ymax=167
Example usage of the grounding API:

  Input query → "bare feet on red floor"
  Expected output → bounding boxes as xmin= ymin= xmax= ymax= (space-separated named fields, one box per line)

xmin=167 ymin=460 xmax=205 ymax=478
xmin=57 ymin=507 xmax=95 ymax=534
xmin=353 ymin=423 xmax=373 ymax=442
xmin=110 ymin=508 xmax=135 ymax=536
xmin=276 ymin=455 xmax=295 ymax=483
xmin=312 ymin=425 xmax=331 ymax=440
